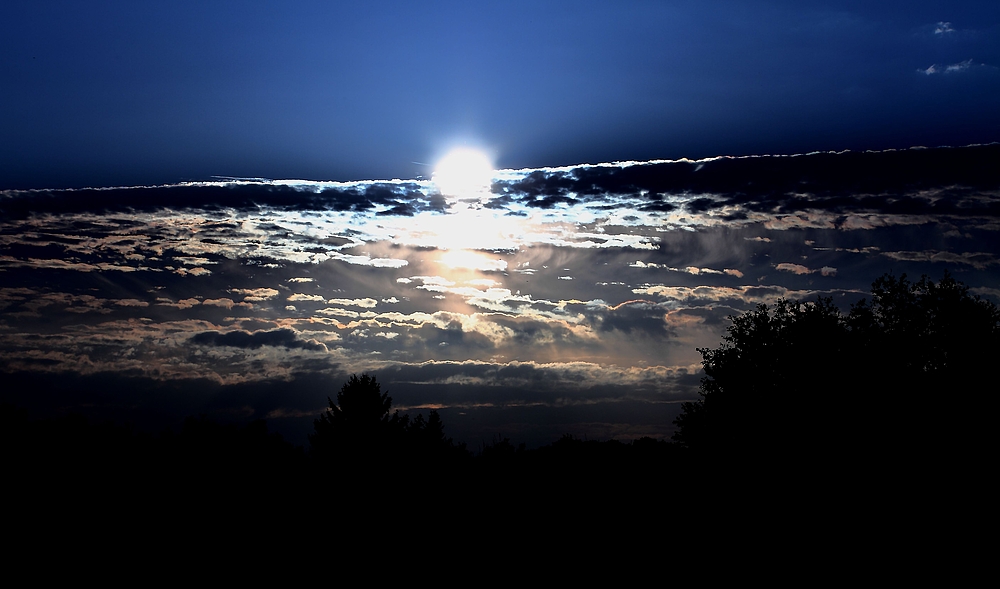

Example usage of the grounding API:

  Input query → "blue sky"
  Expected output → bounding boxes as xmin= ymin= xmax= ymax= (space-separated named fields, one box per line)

xmin=3 ymin=1 xmax=999 ymax=189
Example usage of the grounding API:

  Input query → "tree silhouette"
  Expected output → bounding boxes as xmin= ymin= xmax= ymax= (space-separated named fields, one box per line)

xmin=310 ymin=374 xmax=407 ymax=465
xmin=309 ymin=374 xmax=468 ymax=472
xmin=673 ymin=272 xmax=999 ymax=464
xmin=845 ymin=272 xmax=999 ymax=461
xmin=672 ymin=296 xmax=847 ymax=458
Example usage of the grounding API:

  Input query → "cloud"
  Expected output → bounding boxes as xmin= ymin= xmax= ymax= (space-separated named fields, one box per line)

xmin=946 ymin=59 xmax=973 ymax=73
xmin=288 ymin=293 xmax=326 ymax=302
xmin=922 ymin=59 xmax=980 ymax=75
xmin=0 ymin=257 xmax=147 ymax=273
xmin=630 ymin=261 xmax=732 ymax=277
xmin=488 ymin=148 xmax=1000 ymax=220
xmin=333 ymin=253 xmax=409 ymax=268
xmin=317 ymin=307 xmax=360 ymax=319
xmin=174 ymin=267 xmax=212 ymax=277
xmin=629 ymin=284 xmax=853 ymax=308
xmin=189 ymin=328 xmax=326 ymax=351
xmin=231 ymin=288 xmax=280 ymax=301
xmin=326 ymin=297 xmax=378 ymax=308
xmin=775 ymin=263 xmax=813 ymax=275
xmin=4 ymin=145 xmax=1000 ymax=447
xmin=934 ymin=21 xmax=955 ymax=35
xmin=588 ymin=301 xmax=674 ymax=339
xmin=0 ymin=182 xmax=437 ymax=220
xmin=157 ymin=297 xmax=201 ymax=309
xmin=775 ymin=263 xmax=837 ymax=276
xmin=174 ymin=256 xmax=215 ymax=266
xmin=3 ymin=145 xmax=992 ymax=230
xmin=881 ymin=250 xmax=998 ymax=269
xmin=971 ymin=287 xmax=1000 ymax=301
xmin=114 ymin=299 xmax=149 ymax=307
xmin=203 ymin=298 xmax=250 ymax=309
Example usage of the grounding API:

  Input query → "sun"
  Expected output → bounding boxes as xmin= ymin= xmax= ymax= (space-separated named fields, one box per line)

xmin=433 ymin=148 xmax=495 ymax=197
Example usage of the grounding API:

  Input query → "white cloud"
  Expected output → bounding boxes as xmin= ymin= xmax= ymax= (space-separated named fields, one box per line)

xmin=334 ymin=253 xmax=409 ymax=268
xmin=922 ymin=59 xmax=976 ymax=75
xmin=174 ymin=256 xmax=216 ymax=266
xmin=467 ymin=279 xmax=500 ymax=287
xmin=946 ymin=59 xmax=973 ymax=73
xmin=317 ymin=307 xmax=360 ymax=318
xmin=934 ymin=21 xmax=955 ymax=35
xmin=369 ymin=258 xmax=409 ymax=268
xmin=231 ymin=288 xmax=279 ymax=301
xmin=327 ymin=297 xmax=378 ymax=308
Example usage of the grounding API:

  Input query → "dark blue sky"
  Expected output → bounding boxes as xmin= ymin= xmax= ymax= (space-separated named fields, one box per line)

xmin=3 ymin=1 xmax=999 ymax=189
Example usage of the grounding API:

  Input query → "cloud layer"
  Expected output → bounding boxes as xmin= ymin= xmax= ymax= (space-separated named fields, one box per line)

xmin=2 ymin=145 xmax=999 ymax=446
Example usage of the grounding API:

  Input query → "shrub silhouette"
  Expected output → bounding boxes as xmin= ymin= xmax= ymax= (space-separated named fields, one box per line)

xmin=673 ymin=272 xmax=999 ymax=464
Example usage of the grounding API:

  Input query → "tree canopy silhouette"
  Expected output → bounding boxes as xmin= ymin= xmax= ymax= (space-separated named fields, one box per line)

xmin=310 ymin=374 xmax=404 ymax=462
xmin=309 ymin=373 xmax=467 ymax=471
xmin=673 ymin=272 xmax=999 ymax=464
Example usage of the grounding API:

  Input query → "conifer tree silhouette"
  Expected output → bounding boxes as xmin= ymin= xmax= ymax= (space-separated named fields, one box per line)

xmin=310 ymin=374 xmax=405 ymax=465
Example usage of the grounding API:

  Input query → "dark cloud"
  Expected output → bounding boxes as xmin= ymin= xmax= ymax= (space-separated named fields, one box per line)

xmin=190 ymin=328 xmax=326 ymax=351
xmin=3 ymin=145 xmax=998 ymax=224
xmin=586 ymin=302 xmax=676 ymax=339
xmin=0 ymin=182 xmax=436 ymax=220
xmin=490 ymin=144 xmax=1000 ymax=217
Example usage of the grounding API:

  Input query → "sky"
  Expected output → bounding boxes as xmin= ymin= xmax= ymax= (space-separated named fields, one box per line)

xmin=3 ymin=1 xmax=999 ymax=189
xmin=2 ymin=2 xmax=999 ymax=447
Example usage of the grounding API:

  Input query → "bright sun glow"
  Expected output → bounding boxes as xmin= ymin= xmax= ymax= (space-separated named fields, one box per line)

xmin=439 ymin=248 xmax=508 ymax=272
xmin=433 ymin=148 xmax=495 ymax=197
